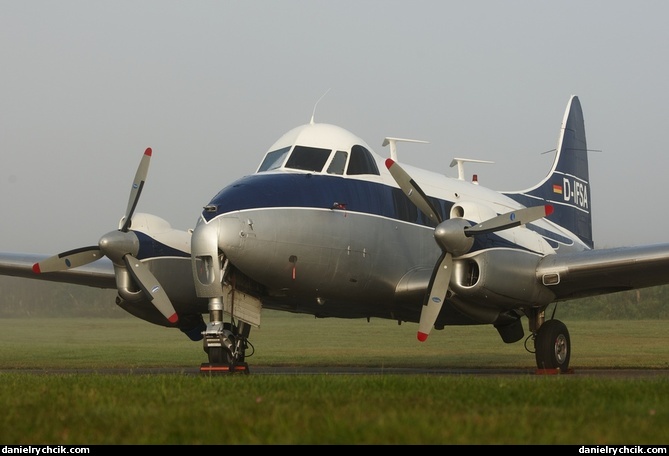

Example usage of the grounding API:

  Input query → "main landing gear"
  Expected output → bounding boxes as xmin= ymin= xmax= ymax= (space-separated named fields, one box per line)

xmin=526 ymin=308 xmax=572 ymax=374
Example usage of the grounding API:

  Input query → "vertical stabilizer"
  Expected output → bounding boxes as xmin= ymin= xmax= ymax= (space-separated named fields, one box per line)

xmin=506 ymin=96 xmax=593 ymax=249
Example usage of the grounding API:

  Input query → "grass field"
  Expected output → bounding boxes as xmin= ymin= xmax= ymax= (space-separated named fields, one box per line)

xmin=0 ymin=313 xmax=667 ymax=444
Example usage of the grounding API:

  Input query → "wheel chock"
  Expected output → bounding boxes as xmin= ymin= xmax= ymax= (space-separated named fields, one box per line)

xmin=200 ymin=363 xmax=250 ymax=374
xmin=535 ymin=368 xmax=574 ymax=375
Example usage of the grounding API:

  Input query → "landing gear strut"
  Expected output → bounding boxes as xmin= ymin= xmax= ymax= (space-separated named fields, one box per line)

xmin=200 ymin=297 xmax=252 ymax=374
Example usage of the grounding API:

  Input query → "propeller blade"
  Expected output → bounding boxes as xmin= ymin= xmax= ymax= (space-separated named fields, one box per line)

xmin=32 ymin=246 xmax=102 ymax=273
xmin=32 ymin=148 xmax=177 ymax=325
xmin=385 ymin=159 xmax=442 ymax=224
xmin=418 ymin=252 xmax=453 ymax=342
xmin=465 ymin=205 xmax=554 ymax=236
xmin=121 ymin=147 xmax=152 ymax=232
xmin=123 ymin=254 xmax=179 ymax=324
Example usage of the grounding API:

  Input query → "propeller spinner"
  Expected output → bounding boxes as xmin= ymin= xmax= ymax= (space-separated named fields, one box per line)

xmin=385 ymin=158 xmax=552 ymax=341
xmin=32 ymin=148 xmax=179 ymax=324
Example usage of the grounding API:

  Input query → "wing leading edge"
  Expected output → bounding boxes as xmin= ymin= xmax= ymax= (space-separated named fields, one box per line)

xmin=0 ymin=253 xmax=115 ymax=289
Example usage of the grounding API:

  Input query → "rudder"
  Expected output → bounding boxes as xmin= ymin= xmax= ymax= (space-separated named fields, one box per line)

xmin=505 ymin=95 xmax=593 ymax=249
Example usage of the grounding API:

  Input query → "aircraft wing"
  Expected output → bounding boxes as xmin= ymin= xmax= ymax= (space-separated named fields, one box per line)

xmin=536 ymin=243 xmax=669 ymax=300
xmin=5 ymin=242 xmax=669 ymax=303
xmin=0 ymin=252 xmax=116 ymax=289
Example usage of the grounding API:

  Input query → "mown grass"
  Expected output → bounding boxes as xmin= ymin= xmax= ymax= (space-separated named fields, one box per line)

xmin=0 ymin=314 xmax=667 ymax=444
xmin=0 ymin=373 xmax=667 ymax=445
xmin=1 ymin=312 xmax=668 ymax=369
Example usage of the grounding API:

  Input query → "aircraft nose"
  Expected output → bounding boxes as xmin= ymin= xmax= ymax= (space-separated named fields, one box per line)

xmin=217 ymin=215 xmax=246 ymax=252
xmin=191 ymin=219 xmax=223 ymax=295
xmin=191 ymin=215 xmax=245 ymax=298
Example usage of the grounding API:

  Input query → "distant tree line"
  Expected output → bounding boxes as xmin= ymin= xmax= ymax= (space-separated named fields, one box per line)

xmin=0 ymin=277 xmax=125 ymax=318
xmin=556 ymin=285 xmax=669 ymax=320
xmin=1 ymin=276 xmax=668 ymax=320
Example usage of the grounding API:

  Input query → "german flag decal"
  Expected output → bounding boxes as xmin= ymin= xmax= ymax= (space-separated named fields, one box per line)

xmin=552 ymin=184 xmax=563 ymax=194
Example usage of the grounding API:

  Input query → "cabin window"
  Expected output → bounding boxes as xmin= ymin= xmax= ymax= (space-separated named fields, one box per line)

xmin=285 ymin=146 xmax=332 ymax=172
xmin=257 ymin=146 xmax=291 ymax=172
xmin=346 ymin=145 xmax=380 ymax=176
xmin=326 ymin=150 xmax=348 ymax=175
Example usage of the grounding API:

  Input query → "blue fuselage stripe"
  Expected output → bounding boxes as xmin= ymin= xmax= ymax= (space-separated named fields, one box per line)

xmin=204 ymin=173 xmax=543 ymax=253
xmin=205 ymin=173 xmax=446 ymax=227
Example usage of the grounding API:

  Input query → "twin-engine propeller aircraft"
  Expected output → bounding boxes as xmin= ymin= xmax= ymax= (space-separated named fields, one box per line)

xmin=2 ymin=95 xmax=669 ymax=374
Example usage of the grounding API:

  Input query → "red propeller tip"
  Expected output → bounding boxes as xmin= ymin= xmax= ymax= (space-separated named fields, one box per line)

xmin=545 ymin=205 xmax=554 ymax=216
xmin=32 ymin=263 xmax=41 ymax=274
xmin=385 ymin=158 xmax=395 ymax=169
xmin=417 ymin=332 xmax=428 ymax=342
xmin=168 ymin=313 xmax=179 ymax=324
xmin=144 ymin=147 xmax=152 ymax=157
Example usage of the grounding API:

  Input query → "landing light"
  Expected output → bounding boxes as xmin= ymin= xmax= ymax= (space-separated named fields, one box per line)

xmin=543 ymin=273 xmax=560 ymax=285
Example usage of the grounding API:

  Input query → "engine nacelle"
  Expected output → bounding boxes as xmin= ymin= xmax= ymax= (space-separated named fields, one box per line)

xmin=450 ymin=249 xmax=556 ymax=309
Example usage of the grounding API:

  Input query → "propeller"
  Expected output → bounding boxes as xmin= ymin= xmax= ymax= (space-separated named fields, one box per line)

xmin=385 ymin=158 xmax=552 ymax=342
xmin=32 ymin=148 xmax=179 ymax=324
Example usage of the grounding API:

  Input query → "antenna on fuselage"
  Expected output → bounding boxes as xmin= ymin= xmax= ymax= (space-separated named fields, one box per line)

xmin=449 ymin=158 xmax=494 ymax=181
xmin=310 ymin=88 xmax=331 ymax=124
xmin=382 ymin=137 xmax=429 ymax=161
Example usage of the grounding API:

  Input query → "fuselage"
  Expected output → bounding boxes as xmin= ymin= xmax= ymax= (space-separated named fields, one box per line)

xmin=191 ymin=122 xmax=588 ymax=324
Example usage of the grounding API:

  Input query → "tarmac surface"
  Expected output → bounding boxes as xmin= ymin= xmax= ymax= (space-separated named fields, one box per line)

xmin=2 ymin=366 xmax=668 ymax=377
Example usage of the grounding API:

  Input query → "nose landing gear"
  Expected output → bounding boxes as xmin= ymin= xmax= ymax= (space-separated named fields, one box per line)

xmin=200 ymin=320 xmax=252 ymax=374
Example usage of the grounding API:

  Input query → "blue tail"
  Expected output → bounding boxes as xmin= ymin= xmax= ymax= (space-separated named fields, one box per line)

xmin=505 ymin=95 xmax=593 ymax=249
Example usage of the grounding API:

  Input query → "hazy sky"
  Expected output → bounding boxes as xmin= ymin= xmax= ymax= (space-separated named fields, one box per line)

xmin=2 ymin=1 xmax=669 ymax=254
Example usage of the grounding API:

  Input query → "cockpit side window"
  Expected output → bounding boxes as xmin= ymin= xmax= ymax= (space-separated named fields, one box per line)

xmin=285 ymin=146 xmax=331 ymax=172
xmin=346 ymin=145 xmax=380 ymax=175
xmin=326 ymin=150 xmax=348 ymax=175
xmin=257 ymin=146 xmax=291 ymax=172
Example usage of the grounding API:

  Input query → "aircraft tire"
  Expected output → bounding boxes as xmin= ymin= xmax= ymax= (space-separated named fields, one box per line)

xmin=207 ymin=346 xmax=234 ymax=365
xmin=535 ymin=319 xmax=571 ymax=372
xmin=207 ymin=346 xmax=223 ymax=364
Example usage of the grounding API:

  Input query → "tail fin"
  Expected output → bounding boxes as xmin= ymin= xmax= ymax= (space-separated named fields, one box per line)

xmin=505 ymin=95 xmax=593 ymax=249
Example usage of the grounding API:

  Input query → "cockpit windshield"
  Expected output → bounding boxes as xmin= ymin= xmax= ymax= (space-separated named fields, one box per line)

xmin=257 ymin=146 xmax=291 ymax=172
xmin=257 ymin=144 xmax=380 ymax=176
xmin=285 ymin=146 xmax=331 ymax=172
xmin=326 ymin=150 xmax=348 ymax=175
